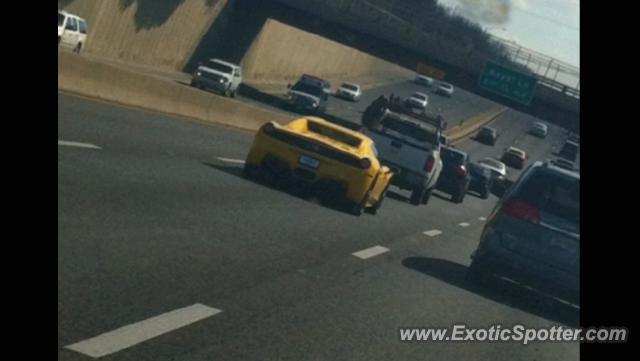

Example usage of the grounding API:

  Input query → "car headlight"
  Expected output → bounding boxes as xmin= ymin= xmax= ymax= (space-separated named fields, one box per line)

xmin=312 ymin=102 xmax=319 ymax=108
xmin=219 ymin=78 xmax=226 ymax=83
xmin=196 ymin=72 xmax=202 ymax=76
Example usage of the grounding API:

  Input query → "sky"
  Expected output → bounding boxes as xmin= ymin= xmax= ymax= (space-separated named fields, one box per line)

xmin=437 ymin=0 xmax=579 ymax=67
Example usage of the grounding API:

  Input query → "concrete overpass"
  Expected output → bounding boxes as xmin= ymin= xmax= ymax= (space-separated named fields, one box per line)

xmin=266 ymin=0 xmax=579 ymax=130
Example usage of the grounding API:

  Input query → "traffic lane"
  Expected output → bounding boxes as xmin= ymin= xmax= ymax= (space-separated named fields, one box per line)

xmin=458 ymin=109 xmax=570 ymax=180
xmin=59 ymin=142 xmax=505 ymax=352
xmin=234 ymin=79 xmax=496 ymax=131
xmin=80 ymin=224 xmax=577 ymax=361
xmin=59 ymin=93 xmax=255 ymax=162
xmin=59 ymin=95 xmax=562 ymax=358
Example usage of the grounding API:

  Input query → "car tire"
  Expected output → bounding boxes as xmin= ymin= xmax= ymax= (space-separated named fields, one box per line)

xmin=224 ymin=88 xmax=232 ymax=97
xmin=230 ymin=89 xmax=236 ymax=98
xmin=347 ymin=199 xmax=364 ymax=216
xmin=410 ymin=186 xmax=426 ymax=206
xmin=74 ymin=43 xmax=82 ymax=54
xmin=481 ymin=188 xmax=490 ymax=199
xmin=421 ymin=188 xmax=432 ymax=205
xmin=370 ymin=185 xmax=390 ymax=214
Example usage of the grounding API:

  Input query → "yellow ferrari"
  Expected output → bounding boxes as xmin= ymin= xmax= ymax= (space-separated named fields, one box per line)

xmin=244 ymin=117 xmax=394 ymax=215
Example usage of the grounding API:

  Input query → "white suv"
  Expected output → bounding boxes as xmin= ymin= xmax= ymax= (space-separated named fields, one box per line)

xmin=191 ymin=59 xmax=243 ymax=97
xmin=58 ymin=10 xmax=87 ymax=54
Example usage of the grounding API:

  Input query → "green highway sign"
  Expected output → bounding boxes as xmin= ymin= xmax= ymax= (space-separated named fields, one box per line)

xmin=479 ymin=61 xmax=538 ymax=105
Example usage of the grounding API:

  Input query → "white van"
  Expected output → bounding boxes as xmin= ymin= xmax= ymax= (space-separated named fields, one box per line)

xmin=58 ymin=10 xmax=87 ymax=53
xmin=191 ymin=59 xmax=243 ymax=97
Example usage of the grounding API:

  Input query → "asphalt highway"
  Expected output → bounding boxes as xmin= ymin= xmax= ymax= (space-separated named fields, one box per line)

xmin=58 ymin=79 xmax=577 ymax=361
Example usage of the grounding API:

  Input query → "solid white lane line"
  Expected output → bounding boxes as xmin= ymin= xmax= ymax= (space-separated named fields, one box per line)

xmin=352 ymin=245 xmax=390 ymax=260
xmin=216 ymin=157 xmax=245 ymax=164
xmin=65 ymin=304 xmax=222 ymax=358
xmin=479 ymin=217 xmax=487 ymax=221
xmin=423 ymin=230 xmax=442 ymax=237
xmin=58 ymin=140 xmax=101 ymax=150
xmin=458 ymin=222 xmax=470 ymax=227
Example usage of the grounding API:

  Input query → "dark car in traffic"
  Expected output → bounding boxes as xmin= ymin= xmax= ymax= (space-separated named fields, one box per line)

xmin=467 ymin=160 xmax=580 ymax=305
xmin=286 ymin=76 xmax=330 ymax=114
xmin=436 ymin=146 xmax=471 ymax=203
xmin=475 ymin=126 xmax=497 ymax=145
xmin=501 ymin=147 xmax=527 ymax=170
xmin=468 ymin=162 xmax=493 ymax=199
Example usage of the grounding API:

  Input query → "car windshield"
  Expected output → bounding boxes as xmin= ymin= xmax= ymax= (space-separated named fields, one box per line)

xmin=480 ymin=158 xmax=502 ymax=169
xmin=291 ymin=82 xmax=326 ymax=98
xmin=341 ymin=83 xmax=358 ymax=91
xmin=204 ymin=61 xmax=234 ymax=74
xmin=58 ymin=13 xmax=65 ymax=26
xmin=469 ymin=163 xmax=488 ymax=176
xmin=412 ymin=94 xmax=426 ymax=100
xmin=380 ymin=114 xmax=438 ymax=146
xmin=441 ymin=148 xmax=465 ymax=164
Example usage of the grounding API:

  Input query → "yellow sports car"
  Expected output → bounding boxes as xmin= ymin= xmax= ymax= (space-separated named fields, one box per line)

xmin=244 ymin=117 xmax=394 ymax=215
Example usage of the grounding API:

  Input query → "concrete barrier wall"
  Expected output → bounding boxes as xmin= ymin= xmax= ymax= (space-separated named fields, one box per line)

xmin=60 ymin=0 xmax=227 ymax=71
xmin=241 ymin=19 xmax=412 ymax=85
xmin=58 ymin=50 xmax=291 ymax=131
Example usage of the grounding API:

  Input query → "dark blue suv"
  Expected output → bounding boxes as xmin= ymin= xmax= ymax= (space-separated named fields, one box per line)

xmin=467 ymin=160 xmax=580 ymax=304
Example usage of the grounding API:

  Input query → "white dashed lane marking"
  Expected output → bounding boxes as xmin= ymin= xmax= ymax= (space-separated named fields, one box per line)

xmin=216 ymin=157 xmax=246 ymax=164
xmin=65 ymin=304 xmax=222 ymax=358
xmin=352 ymin=245 xmax=390 ymax=260
xmin=423 ymin=230 xmax=442 ymax=237
xmin=58 ymin=140 xmax=101 ymax=150
xmin=458 ymin=222 xmax=470 ymax=227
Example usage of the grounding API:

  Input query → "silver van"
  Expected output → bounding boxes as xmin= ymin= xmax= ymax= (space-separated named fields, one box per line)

xmin=191 ymin=59 xmax=243 ymax=97
xmin=58 ymin=10 xmax=87 ymax=53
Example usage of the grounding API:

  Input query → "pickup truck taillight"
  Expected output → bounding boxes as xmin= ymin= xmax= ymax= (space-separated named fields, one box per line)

xmin=424 ymin=156 xmax=435 ymax=173
xmin=456 ymin=164 xmax=467 ymax=177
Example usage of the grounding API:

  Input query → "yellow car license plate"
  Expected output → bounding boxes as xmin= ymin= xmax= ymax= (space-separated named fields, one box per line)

xmin=299 ymin=155 xmax=320 ymax=169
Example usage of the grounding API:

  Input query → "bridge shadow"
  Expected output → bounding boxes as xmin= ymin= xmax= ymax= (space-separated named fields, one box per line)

xmin=237 ymin=84 xmax=288 ymax=109
xmin=402 ymin=257 xmax=579 ymax=327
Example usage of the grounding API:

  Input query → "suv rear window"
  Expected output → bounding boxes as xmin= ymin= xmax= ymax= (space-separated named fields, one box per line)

xmin=441 ymin=148 xmax=466 ymax=165
xmin=291 ymin=82 xmax=328 ymax=100
xmin=341 ymin=83 xmax=358 ymax=91
xmin=78 ymin=20 xmax=87 ymax=34
xmin=58 ymin=13 xmax=65 ymax=26
xmin=511 ymin=169 xmax=580 ymax=229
